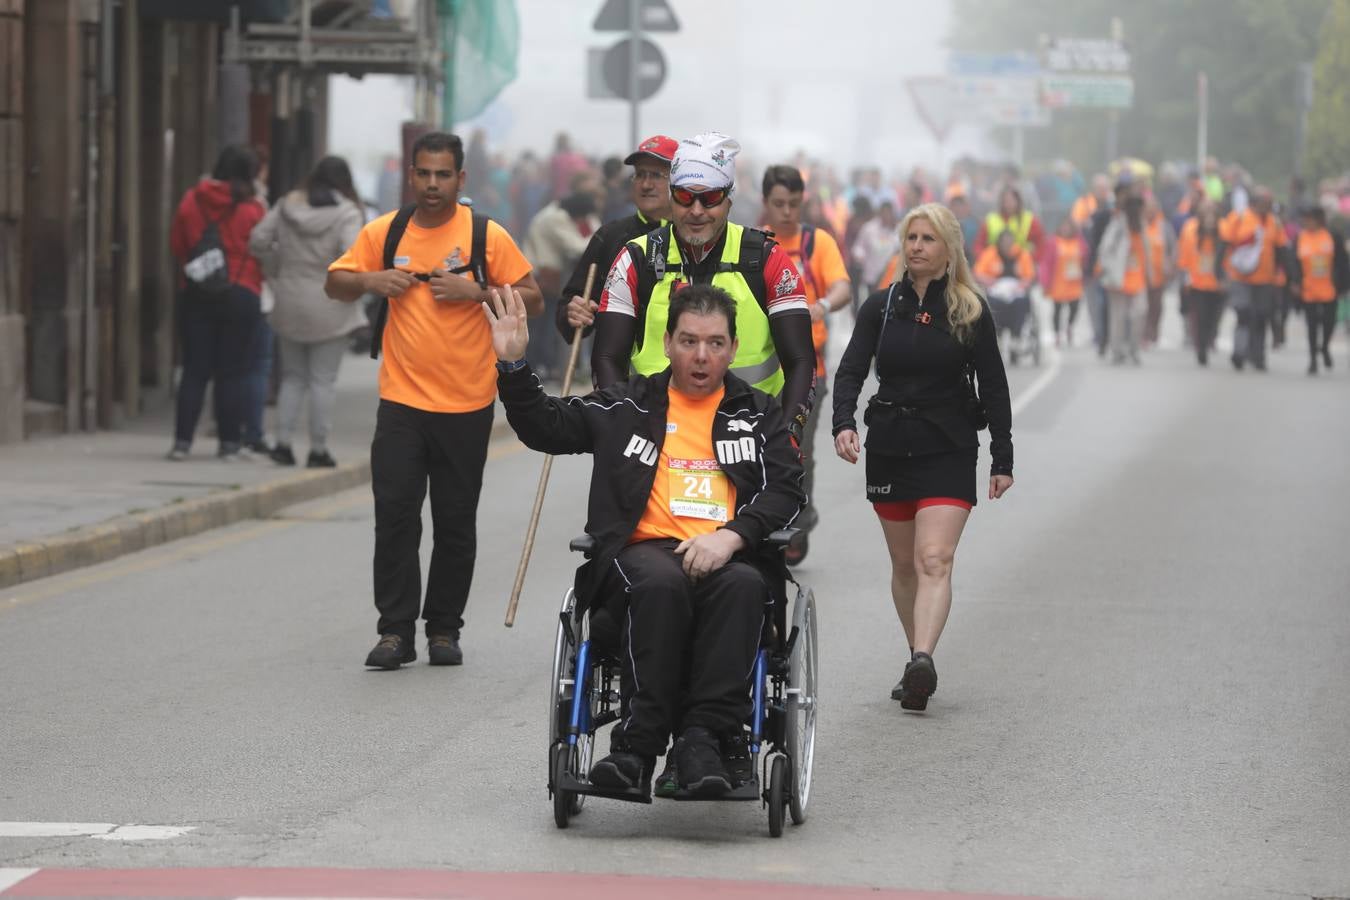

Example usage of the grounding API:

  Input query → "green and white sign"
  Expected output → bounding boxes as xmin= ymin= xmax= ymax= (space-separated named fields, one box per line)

xmin=1040 ymin=74 xmax=1134 ymax=109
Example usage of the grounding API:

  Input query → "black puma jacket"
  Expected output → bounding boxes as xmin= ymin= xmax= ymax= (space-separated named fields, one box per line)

xmin=497 ymin=365 xmax=805 ymax=612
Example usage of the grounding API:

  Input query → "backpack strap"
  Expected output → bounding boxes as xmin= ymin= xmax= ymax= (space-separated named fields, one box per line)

xmin=875 ymin=279 xmax=900 ymax=363
xmin=447 ymin=212 xmax=490 ymax=287
xmin=719 ymin=225 xmax=772 ymax=310
xmin=798 ymin=225 xmax=821 ymax=298
xmin=631 ymin=223 xmax=673 ymax=352
xmin=369 ymin=203 xmax=417 ymax=360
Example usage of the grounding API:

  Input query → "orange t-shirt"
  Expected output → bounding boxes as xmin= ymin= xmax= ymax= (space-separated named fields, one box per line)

xmin=1177 ymin=220 xmax=1221 ymax=293
xmin=777 ymin=227 xmax=850 ymax=376
xmin=1121 ymin=233 xmax=1147 ymax=296
xmin=1047 ymin=236 xmax=1084 ymax=302
xmin=1298 ymin=228 xmax=1337 ymax=302
xmin=1071 ymin=194 xmax=1098 ymax=228
xmin=1220 ymin=209 xmax=1287 ymax=285
xmin=1145 ymin=217 xmax=1168 ymax=288
xmin=630 ymin=386 xmax=737 ymax=545
xmin=974 ymin=245 xmax=1034 ymax=284
xmin=329 ymin=204 xmax=533 ymax=413
xmin=877 ymin=253 xmax=902 ymax=292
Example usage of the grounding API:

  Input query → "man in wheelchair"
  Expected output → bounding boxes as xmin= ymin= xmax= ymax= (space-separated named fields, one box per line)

xmin=485 ymin=284 xmax=805 ymax=799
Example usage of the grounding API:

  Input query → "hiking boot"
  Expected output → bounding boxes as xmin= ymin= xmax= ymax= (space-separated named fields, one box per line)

xmin=653 ymin=755 xmax=679 ymax=798
xmin=721 ymin=730 xmax=753 ymax=787
xmin=898 ymin=652 xmax=937 ymax=711
xmin=364 ymin=634 xmax=415 ymax=669
xmin=588 ymin=750 xmax=653 ymax=792
xmin=427 ymin=634 xmax=463 ymax=666
xmin=270 ymin=444 xmax=296 ymax=466
xmin=1323 ymin=348 xmax=1334 ymax=369
xmin=307 ymin=449 xmax=338 ymax=468
xmin=675 ymin=726 xmax=731 ymax=797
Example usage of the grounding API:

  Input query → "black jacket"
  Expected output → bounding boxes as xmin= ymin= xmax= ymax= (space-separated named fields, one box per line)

xmin=554 ymin=212 xmax=663 ymax=341
xmin=498 ymin=366 xmax=805 ymax=612
xmin=832 ymin=275 xmax=1013 ymax=476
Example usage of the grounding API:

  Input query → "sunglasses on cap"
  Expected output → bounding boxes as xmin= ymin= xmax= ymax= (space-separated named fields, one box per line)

xmin=670 ymin=185 xmax=730 ymax=208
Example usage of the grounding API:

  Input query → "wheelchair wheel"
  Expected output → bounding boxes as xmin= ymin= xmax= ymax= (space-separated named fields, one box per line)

xmin=785 ymin=588 xmax=818 ymax=826
xmin=548 ymin=590 xmax=590 ymax=820
xmin=552 ymin=743 xmax=576 ymax=828
xmin=767 ymin=755 xmax=787 ymax=838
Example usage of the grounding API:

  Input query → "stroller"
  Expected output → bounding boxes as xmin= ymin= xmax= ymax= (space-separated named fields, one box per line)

xmin=987 ymin=276 xmax=1042 ymax=366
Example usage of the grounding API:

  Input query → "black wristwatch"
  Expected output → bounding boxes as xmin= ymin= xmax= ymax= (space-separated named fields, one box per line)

xmin=495 ymin=358 xmax=528 ymax=374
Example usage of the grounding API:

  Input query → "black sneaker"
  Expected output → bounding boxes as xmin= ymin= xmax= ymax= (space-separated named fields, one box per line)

xmin=898 ymin=652 xmax=937 ymax=711
xmin=588 ymin=750 xmax=653 ymax=792
xmin=1324 ymin=348 xmax=1334 ymax=369
xmin=365 ymin=634 xmax=415 ymax=669
xmin=675 ymin=725 xmax=731 ymax=797
xmin=270 ymin=444 xmax=296 ymax=466
xmin=654 ymin=755 xmax=679 ymax=798
xmin=307 ymin=449 xmax=338 ymax=468
xmin=244 ymin=439 xmax=271 ymax=455
xmin=427 ymin=634 xmax=463 ymax=666
xmin=721 ymin=730 xmax=753 ymax=787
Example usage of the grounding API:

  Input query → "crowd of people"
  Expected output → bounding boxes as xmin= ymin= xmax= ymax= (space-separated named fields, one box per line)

xmin=161 ymin=123 xmax=1346 ymax=799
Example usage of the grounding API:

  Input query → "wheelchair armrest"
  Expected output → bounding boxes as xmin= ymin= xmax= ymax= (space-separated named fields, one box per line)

xmin=569 ymin=534 xmax=597 ymax=554
xmin=765 ymin=528 xmax=799 ymax=549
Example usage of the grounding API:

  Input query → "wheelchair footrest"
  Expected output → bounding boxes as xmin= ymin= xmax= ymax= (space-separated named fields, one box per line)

xmin=557 ymin=772 xmax=653 ymax=805
xmin=666 ymin=780 xmax=761 ymax=802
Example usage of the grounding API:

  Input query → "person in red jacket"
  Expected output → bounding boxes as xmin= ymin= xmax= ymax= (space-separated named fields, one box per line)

xmin=167 ymin=145 xmax=268 ymax=460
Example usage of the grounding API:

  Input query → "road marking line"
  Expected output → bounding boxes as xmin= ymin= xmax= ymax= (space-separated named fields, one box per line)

xmin=0 ymin=822 xmax=193 ymax=841
xmin=1009 ymin=343 xmax=1063 ymax=418
xmin=0 ymin=870 xmax=38 ymax=893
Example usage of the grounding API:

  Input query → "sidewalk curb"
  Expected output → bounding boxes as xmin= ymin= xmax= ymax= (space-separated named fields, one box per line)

xmin=0 ymin=461 xmax=371 ymax=591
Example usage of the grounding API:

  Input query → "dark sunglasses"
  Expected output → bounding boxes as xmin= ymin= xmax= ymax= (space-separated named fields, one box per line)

xmin=670 ymin=186 xmax=730 ymax=208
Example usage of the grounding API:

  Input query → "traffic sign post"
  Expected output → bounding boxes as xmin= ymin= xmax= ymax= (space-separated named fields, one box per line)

xmin=588 ymin=0 xmax=677 ymax=150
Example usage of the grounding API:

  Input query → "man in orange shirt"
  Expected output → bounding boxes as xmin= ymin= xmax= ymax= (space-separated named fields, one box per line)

xmin=326 ymin=131 xmax=543 ymax=669
xmin=488 ymin=285 xmax=803 ymax=800
xmin=760 ymin=164 xmax=850 ymax=563
xmin=1219 ymin=187 xmax=1288 ymax=371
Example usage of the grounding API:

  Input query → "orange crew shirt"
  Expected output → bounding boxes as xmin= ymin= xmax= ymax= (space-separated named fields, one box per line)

xmin=1177 ymin=219 xmax=1221 ymax=293
xmin=1047 ymin=235 xmax=1084 ymax=302
xmin=777 ymin=228 xmax=850 ymax=377
xmin=329 ymin=204 xmax=533 ymax=413
xmin=1298 ymin=228 xmax=1337 ymax=302
xmin=1145 ymin=217 xmax=1168 ymax=288
xmin=974 ymin=245 xmax=1035 ymax=285
xmin=1120 ymin=233 xmax=1147 ymax=296
xmin=630 ymin=386 xmax=737 ymax=545
xmin=1219 ymin=208 xmax=1287 ymax=285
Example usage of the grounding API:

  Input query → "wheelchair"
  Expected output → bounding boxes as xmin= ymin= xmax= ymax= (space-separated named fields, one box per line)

xmin=987 ymin=276 xmax=1042 ymax=366
xmin=546 ymin=530 xmax=818 ymax=838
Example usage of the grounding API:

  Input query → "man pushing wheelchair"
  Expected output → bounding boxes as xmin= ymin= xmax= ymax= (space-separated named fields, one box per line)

xmin=485 ymin=283 xmax=804 ymax=799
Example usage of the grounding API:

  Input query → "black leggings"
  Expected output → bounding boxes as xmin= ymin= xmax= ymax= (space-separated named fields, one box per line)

xmin=1306 ymin=301 xmax=1338 ymax=359
xmin=1052 ymin=300 xmax=1080 ymax=332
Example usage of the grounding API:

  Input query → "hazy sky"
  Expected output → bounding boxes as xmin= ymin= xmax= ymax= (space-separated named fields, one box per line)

xmin=330 ymin=0 xmax=970 ymax=196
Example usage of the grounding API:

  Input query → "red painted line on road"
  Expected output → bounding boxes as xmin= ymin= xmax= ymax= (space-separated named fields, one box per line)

xmin=0 ymin=868 xmax=1060 ymax=899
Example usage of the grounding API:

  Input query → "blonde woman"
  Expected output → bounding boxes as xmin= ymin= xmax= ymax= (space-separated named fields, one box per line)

xmin=832 ymin=203 xmax=1014 ymax=711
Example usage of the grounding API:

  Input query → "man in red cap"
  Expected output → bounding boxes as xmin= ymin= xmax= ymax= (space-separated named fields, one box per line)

xmin=556 ymin=135 xmax=676 ymax=358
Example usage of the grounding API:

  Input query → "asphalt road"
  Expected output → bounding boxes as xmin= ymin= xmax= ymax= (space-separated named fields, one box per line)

xmin=2 ymin=333 xmax=1348 ymax=899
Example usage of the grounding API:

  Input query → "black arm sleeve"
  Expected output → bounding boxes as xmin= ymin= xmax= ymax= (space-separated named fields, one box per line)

xmin=722 ymin=400 xmax=806 ymax=549
xmin=496 ymin=364 xmax=596 ymax=455
xmin=555 ymin=231 xmax=608 ymax=341
xmin=831 ymin=290 xmax=885 ymax=435
xmin=768 ymin=309 xmax=815 ymax=435
xmin=1335 ymin=229 xmax=1350 ymax=296
xmin=970 ymin=301 xmax=1013 ymax=476
xmin=590 ymin=311 xmax=635 ymax=389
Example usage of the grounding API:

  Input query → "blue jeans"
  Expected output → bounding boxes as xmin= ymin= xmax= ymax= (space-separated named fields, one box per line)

xmin=244 ymin=316 xmax=274 ymax=445
xmin=173 ymin=285 xmax=262 ymax=449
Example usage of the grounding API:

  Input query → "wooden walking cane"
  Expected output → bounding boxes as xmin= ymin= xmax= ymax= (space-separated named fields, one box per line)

xmin=505 ymin=263 xmax=597 ymax=627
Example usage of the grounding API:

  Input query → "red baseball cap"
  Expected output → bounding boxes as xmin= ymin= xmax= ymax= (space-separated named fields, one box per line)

xmin=624 ymin=135 xmax=677 ymax=166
